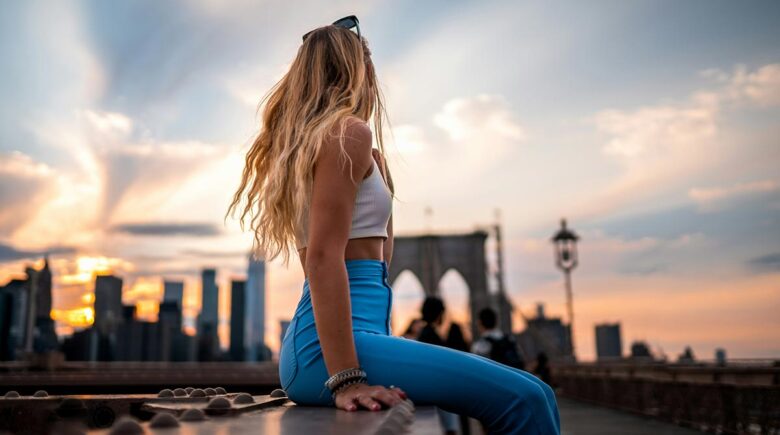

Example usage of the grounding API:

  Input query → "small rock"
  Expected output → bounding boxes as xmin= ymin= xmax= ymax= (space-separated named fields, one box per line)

xmin=214 ymin=387 xmax=227 ymax=395
xmin=204 ymin=388 xmax=216 ymax=396
xmin=232 ymin=393 xmax=254 ymax=404
xmin=150 ymin=412 xmax=179 ymax=428
xmin=206 ymin=396 xmax=231 ymax=415
xmin=33 ymin=390 xmax=48 ymax=398
xmin=108 ymin=416 xmax=143 ymax=435
xmin=173 ymin=388 xmax=187 ymax=397
xmin=207 ymin=396 xmax=231 ymax=409
xmin=179 ymin=408 xmax=206 ymax=421
xmin=3 ymin=391 xmax=20 ymax=398
xmin=269 ymin=388 xmax=287 ymax=398
xmin=157 ymin=389 xmax=174 ymax=398
xmin=189 ymin=388 xmax=206 ymax=397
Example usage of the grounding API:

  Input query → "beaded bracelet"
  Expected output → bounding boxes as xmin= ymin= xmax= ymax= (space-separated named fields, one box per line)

xmin=324 ymin=367 xmax=367 ymax=391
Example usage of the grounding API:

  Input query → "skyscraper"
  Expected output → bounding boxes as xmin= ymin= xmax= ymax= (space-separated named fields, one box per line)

xmin=230 ymin=280 xmax=247 ymax=361
xmin=245 ymin=253 xmax=266 ymax=361
xmin=0 ymin=279 xmax=27 ymax=361
xmin=94 ymin=275 xmax=123 ymax=332
xmin=33 ymin=256 xmax=58 ymax=352
xmin=158 ymin=301 xmax=183 ymax=362
xmin=197 ymin=268 xmax=219 ymax=360
xmin=197 ymin=269 xmax=218 ymax=335
xmin=595 ymin=323 xmax=622 ymax=361
xmin=163 ymin=280 xmax=184 ymax=309
xmin=94 ymin=274 xmax=123 ymax=360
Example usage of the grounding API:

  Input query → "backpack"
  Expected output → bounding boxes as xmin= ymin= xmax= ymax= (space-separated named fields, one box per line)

xmin=485 ymin=334 xmax=525 ymax=370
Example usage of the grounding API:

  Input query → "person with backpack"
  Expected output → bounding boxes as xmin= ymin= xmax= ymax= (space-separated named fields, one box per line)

xmin=471 ymin=307 xmax=526 ymax=370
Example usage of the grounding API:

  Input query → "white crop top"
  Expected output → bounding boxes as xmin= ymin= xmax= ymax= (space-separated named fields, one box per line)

xmin=295 ymin=158 xmax=392 ymax=250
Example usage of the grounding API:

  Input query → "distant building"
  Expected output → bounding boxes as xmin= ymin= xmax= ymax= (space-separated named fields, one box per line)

xmin=245 ymin=254 xmax=267 ymax=361
xmin=230 ymin=280 xmax=247 ymax=361
xmin=677 ymin=346 xmax=696 ymax=364
xmin=197 ymin=268 xmax=219 ymax=360
xmin=630 ymin=340 xmax=653 ymax=361
xmin=515 ymin=303 xmax=573 ymax=362
xmin=62 ymin=328 xmax=98 ymax=361
xmin=595 ymin=323 xmax=622 ymax=361
xmin=158 ymin=301 xmax=183 ymax=361
xmin=197 ymin=269 xmax=218 ymax=334
xmin=20 ymin=257 xmax=58 ymax=354
xmin=163 ymin=280 xmax=185 ymax=309
xmin=0 ymin=279 xmax=27 ymax=361
xmin=94 ymin=275 xmax=123 ymax=333
xmin=715 ymin=348 xmax=727 ymax=366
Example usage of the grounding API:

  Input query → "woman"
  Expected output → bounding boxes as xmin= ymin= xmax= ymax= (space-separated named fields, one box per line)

xmin=226 ymin=16 xmax=561 ymax=434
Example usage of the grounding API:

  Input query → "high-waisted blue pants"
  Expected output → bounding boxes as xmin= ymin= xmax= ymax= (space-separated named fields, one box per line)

xmin=278 ymin=259 xmax=561 ymax=435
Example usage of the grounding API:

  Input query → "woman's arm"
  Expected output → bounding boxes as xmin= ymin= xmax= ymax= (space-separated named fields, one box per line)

xmin=306 ymin=119 xmax=373 ymax=376
xmin=305 ymin=118 xmax=406 ymax=411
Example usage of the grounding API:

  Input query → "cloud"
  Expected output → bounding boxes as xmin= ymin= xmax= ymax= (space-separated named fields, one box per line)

xmin=689 ymin=179 xmax=779 ymax=212
xmin=433 ymin=94 xmax=527 ymax=143
xmin=746 ymin=252 xmax=780 ymax=273
xmin=594 ymin=95 xmax=718 ymax=159
xmin=385 ymin=93 xmax=527 ymax=211
xmin=109 ymin=222 xmax=222 ymax=237
xmin=574 ymin=62 xmax=780 ymax=221
xmin=714 ymin=63 xmax=780 ymax=107
xmin=0 ymin=242 xmax=77 ymax=263
xmin=0 ymin=152 xmax=56 ymax=236
xmin=79 ymin=109 xmax=230 ymax=223
xmin=180 ymin=248 xmax=248 ymax=258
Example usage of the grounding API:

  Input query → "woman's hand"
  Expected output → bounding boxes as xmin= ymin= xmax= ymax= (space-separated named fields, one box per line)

xmin=334 ymin=383 xmax=408 ymax=412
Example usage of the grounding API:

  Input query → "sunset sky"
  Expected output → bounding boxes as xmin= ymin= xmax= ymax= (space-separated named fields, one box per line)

xmin=1 ymin=0 xmax=778 ymax=361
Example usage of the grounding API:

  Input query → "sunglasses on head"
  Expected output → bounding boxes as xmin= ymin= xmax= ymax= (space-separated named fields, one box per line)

xmin=302 ymin=15 xmax=361 ymax=42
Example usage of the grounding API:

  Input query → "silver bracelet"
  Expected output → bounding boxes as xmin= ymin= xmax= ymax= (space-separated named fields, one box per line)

xmin=325 ymin=367 xmax=367 ymax=391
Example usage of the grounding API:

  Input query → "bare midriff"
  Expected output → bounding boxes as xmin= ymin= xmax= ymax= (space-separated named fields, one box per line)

xmin=297 ymin=236 xmax=386 ymax=279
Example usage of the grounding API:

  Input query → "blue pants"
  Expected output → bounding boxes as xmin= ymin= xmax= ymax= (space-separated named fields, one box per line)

xmin=279 ymin=259 xmax=561 ymax=435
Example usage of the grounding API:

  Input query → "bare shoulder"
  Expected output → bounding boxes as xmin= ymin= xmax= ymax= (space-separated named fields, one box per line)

xmin=319 ymin=116 xmax=373 ymax=180
xmin=323 ymin=116 xmax=372 ymax=159
xmin=341 ymin=116 xmax=372 ymax=148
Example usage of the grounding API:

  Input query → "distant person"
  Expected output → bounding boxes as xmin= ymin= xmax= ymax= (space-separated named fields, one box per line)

xmin=534 ymin=352 xmax=553 ymax=387
xmin=417 ymin=297 xmax=446 ymax=346
xmin=415 ymin=296 xmax=459 ymax=435
xmin=444 ymin=322 xmax=472 ymax=435
xmin=471 ymin=307 xmax=525 ymax=370
xmin=402 ymin=318 xmax=424 ymax=340
xmin=445 ymin=322 xmax=470 ymax=353
xmin=228 ymin=14 xmax=560 ymax=432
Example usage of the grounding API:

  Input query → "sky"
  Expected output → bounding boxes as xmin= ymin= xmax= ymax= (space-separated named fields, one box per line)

xmin=1 ymin=0 xmax=778 ymax=361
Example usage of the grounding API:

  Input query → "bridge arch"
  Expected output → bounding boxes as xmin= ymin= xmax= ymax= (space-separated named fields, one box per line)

xmin=388 ymin=231 xmax=492 ymax=338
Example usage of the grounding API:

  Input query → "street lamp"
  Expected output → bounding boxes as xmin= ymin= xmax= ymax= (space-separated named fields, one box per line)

xmin=552 ymin=218 xmax=579 ymax=359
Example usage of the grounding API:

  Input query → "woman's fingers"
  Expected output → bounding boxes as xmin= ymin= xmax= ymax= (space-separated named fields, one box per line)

xmin=371 ymin=388 xmax=402 ymax=407
xmin=391 ymin=386 xmax=407 ymax=400
xmin=336 ymin=384 xmax=408 ymax=412
xmin=356 ymin=393 xmax=382 ymax=411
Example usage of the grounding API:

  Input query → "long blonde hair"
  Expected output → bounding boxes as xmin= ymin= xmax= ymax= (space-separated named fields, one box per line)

xmin=225 ymin=25 xmax=393 ymax=266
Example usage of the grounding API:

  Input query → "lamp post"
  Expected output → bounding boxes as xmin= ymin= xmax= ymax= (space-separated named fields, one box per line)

xmin=552 ymin=218 xmax=579 ymax=359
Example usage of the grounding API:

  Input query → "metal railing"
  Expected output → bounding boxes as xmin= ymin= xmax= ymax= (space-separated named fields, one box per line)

xmin=553 ymin=361 xmax=780 ymax=434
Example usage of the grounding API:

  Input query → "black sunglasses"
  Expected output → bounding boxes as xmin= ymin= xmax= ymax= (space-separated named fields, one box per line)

xmin=302 ymin=15 xmax=361 ymax=42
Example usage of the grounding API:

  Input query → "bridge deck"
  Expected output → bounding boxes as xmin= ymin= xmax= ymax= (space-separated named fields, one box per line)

xmin=558 ymin=398 xmax=700 ymax=435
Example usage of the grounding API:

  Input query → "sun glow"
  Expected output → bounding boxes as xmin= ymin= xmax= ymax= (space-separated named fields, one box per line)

xmin=51 ymin=307 xmax=95 ymax=328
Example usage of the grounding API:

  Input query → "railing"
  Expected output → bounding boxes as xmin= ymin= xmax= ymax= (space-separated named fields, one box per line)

xmin=553 ymin=361 xmax=780 ymax=434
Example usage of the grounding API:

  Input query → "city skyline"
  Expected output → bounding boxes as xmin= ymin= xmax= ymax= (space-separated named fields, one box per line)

xmin=0 ymin=1 xmax=778 ymax=361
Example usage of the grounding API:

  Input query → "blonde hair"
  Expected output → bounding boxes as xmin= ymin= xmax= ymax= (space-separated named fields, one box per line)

xmin=225 ymin=25 xmax=393 ymax=266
